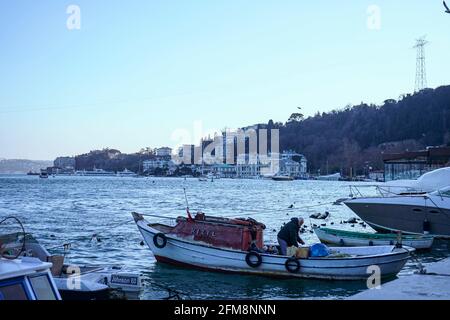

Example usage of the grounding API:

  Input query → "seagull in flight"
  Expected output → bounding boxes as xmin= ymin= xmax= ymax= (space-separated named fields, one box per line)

xmin=444 ymin=1 xmax=450 ymax=13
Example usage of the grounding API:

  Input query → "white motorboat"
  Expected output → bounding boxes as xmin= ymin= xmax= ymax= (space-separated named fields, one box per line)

xmin=132 ymin=212 xmax=412 ymax=280
xmin=75 ymin=167 xmax=116 ymax=176
xmin=344 ymin=187 xmax=450 ymax=238
xmin=0 ymin=233 xmax=142 ymax=300
xmin=117 ymin=168 xmax=138 ymax=177
xmin=0 ymin=256 xmax=61 ymax=300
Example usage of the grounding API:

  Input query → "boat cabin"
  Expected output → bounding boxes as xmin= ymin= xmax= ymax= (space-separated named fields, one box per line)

xmin=0 ymin=257 xmax=61 ymax=300
xmin=151 ymin=212 xmax=266 ymax=251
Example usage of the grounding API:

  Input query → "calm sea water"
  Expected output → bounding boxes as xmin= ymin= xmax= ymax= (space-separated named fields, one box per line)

xmin=1 ymin=175 xmax=449 ymax=300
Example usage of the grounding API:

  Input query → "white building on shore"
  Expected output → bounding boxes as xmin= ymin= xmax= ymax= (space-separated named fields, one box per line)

xmin=155 ymin=147 xmax=172 ymax=157
xmin=278 ymin=151 xmax=308 ymax=178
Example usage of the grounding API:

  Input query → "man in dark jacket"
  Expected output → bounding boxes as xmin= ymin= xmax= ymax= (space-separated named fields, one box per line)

xmin=277 ymin=217 xmax=305 ymax=255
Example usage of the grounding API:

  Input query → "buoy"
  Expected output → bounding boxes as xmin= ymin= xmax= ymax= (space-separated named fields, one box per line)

xmin=139 ymin=241 xmax=145 ymax=246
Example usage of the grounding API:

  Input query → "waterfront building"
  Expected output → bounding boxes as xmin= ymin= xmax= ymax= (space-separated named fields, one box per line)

xmin=368 ymin=170 xmax=385 ymax=182
xmin=383 ymin=146 xmax=450 ymax=181
xmin=143 ymin=159 xmax=172 ymax=172
xmin=177 ymin=144 xmax=196 ymax=165
xmin=212 ymin=164 xmax=237 ymax=178
xmin=235 ymin=154 xmax=272 ymax=178
xmin=278 ymin=151 xmax=308 ymax=178
xmin=155 ymin=147 xmax=172 ymax=157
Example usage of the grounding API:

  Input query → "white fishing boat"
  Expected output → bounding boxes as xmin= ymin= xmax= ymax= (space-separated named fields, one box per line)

xmin=132 ymin=212 xmax=412 ymax=280
xmin=0 ymin=257 xmax=61 ymax=300
xmin=314 ymin=227 xmax=434 ymax=250
xmin=0 ymin=233 xmax=142 ymax=300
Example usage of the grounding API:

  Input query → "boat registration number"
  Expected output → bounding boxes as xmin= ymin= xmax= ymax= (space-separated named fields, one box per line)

xmin=110 ymin=275 xmax=139 ymax=286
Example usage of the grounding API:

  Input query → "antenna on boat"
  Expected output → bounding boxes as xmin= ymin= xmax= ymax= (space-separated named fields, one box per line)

xmin=183 ymin=188 xmax=193 ymax=221
xmin=183 ymin=187 xmax=189 ymax=210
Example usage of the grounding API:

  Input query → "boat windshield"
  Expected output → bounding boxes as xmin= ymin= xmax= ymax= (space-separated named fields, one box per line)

xmin=0 ymin=277 xmax=29 ymax=300
xmin=431 ymin=187 xmax=450 ymax=197
xmin=28 ymin=274 xmax=57 ymax=300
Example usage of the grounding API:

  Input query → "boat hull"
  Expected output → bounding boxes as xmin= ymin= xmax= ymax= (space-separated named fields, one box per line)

xmin=272 ymin=176 xmax=294 ymax=181
xmin=345 ymin=197 xmax=450 ymax=238
xmin=135 ymin=218 xmax=410 ymax=281
xmin=58 ymin=287 xmax=111 ymax=300
xmin=314 ymin=228 xmax=434 ymax=250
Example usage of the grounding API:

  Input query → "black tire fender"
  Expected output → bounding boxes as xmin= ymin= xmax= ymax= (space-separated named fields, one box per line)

xmin=245 ymin=252 xmax=262 ymax=268
xmin=153 ymin=233 xmax=167 ymax=249
xmin=285 ymin=257 xmax=300 ymax=273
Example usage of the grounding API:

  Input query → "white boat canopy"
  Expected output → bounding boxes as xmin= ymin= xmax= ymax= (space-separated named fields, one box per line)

xmin=382 ymin=167 xmax=450 ymax=195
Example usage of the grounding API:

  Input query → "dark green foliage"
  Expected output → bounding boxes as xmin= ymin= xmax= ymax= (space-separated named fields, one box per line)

xmin=278 ymin=86 xmax=450 ymax=175
xmin=75 ymin=148 xmax=154 ymax=173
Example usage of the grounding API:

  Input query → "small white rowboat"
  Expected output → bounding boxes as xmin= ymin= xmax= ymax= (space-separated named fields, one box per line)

xmin=314 ymin=227 xmax=434 ymax=250
xmin=132 ymin=212 xmax=413 ymax=281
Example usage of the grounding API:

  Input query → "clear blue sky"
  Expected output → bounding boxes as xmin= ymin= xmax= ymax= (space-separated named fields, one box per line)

xmin=1 ymin=1 xmax=449 ymax=160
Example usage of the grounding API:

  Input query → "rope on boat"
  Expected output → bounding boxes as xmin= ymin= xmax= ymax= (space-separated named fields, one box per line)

xmin=140 ymin=213 xmax=178 ymax=220
xmin=149 ymin=281 xmax=192 ymax=300
xmin=410 ymin=252 xmax=426 ymax=274
xmin=425 ymin=196 xmax=450 ymax=220
xmin=195 ymin=201 xmax=337 ymax=218
xmin=135 ymin=201 xmax=336 ymax=222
